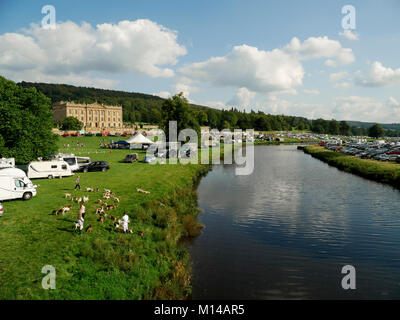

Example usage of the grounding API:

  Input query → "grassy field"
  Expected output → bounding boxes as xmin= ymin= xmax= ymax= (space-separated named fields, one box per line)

xmin=304 ymin=145 xmax=400 ymax=188
xmin=0 ymin=136 xmax=211 ymax=299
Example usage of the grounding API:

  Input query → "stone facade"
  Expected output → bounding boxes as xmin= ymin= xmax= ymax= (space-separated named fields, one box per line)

xmin=53 ymin=101 xmax=123 ymax=131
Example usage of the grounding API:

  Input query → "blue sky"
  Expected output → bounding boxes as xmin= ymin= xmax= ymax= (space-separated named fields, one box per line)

xmin=1 ymin=0 xmax=400 ymax=122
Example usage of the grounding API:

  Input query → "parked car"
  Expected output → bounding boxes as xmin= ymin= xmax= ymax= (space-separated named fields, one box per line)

xmin=85 ymin=132 xmax=93 ymax=136
xmin=124 ymin=153 xmax=139 ymax=163
xmin=143 ymin=156 xmax=156 ymax=164
xmin=61 ymin=132 xmax=70 ymax=137
xmin=79 ymin=161 xmax=110 ymax=173
xmin=0 ymin=202 xmax=3 ymax=216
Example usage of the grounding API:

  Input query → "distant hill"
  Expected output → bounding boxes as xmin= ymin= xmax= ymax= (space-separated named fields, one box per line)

xmin=18 ymin=81 xmax=209 ymax=125
xmin=346 ymin=121 xmax=400 ymax=131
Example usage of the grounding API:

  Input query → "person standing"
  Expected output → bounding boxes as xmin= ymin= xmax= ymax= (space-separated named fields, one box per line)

xmin=122 ymin=212 xmax=130 ymax=233
xmin=77 ymin=202 xmax=85 ymax=235
xmin=74 ymin=176 xmax=81 ymax=190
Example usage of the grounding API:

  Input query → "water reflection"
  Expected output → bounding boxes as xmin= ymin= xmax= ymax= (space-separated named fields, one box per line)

xmin=190 ymin=145 xmax=400 ymax=299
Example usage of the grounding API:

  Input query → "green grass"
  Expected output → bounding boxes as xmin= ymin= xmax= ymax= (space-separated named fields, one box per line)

xmin=0 ymin=136 xmax=211 ymax=299
xmin=304 ymin=145 xmax=400 ymax=188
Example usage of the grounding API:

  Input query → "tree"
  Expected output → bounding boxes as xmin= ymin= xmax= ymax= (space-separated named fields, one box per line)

xmin=0 ymin=76 xmax=58 ymax=164
xmin=368 ymin=123 xmax=385 ymax=138
xmin=328 ymin=120 xmax=340 ymax=135
xmin=60 ymin=116 xmax=83 ymax=130
xmin=160 ymin=93 xmax=200 ymax=141
xmin=339 ymin=121 xmax=351 ymax=136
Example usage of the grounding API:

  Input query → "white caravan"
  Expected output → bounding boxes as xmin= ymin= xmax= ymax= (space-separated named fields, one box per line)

xmin=51 ymin=153 xmax=91 ymax=171
xmin=27 ymin=160 xmax=74 ymax=179
xmin=0 ymin=168 xmax=37 ymax=201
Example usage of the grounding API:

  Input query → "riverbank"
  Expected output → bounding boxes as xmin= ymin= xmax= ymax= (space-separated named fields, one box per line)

xmin=303 ymin=145 xmax=400 ymax=188
xmin=0 ymin=136 xmax=210 ymax=299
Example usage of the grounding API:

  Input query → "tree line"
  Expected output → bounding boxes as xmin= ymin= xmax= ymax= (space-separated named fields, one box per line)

xmin=18 ymin=82 xmax=399 ymax=137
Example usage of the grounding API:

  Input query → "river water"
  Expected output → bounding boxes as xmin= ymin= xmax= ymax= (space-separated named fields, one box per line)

xmin=189 ymin=145 xmax=400 ymax=299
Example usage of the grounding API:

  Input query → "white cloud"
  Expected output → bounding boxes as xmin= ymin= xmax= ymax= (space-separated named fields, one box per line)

xmin=303 ymin=89 xmax=319 ymax=95
xmin=329 ymin=71 xmax=349 ymax=82
xmin=355 ymin=61 xmax=400 ymax=87
xmin=179 ymin=36 xmax=353 ymax=98
xmin=284 ymin=36 xmax=355 ymax=67
xmin=332 ymin=96 xmax=400 ymax=122
xmin=251 ymin=95 xmax=400 ymax=123
xmin=333 ymin=82 xmax=351 ymax=89
xmin=256 ymin=97 xmax=331 ymax=120
xmin=154 ymin=91 xmax=171 ymax=99
xmin=173 ymin=78 xmax=199 ymax=99
xmin=0 ymin=19 xmax=187 ymax=87
xmin=227 ymin=87 xmax=256 ymax=107
xmin=203 ymin=101 xmax=228 ymax=110
xmin=339 ymin=30 xmax=359 ymax=41
xmin=179 ymin=44 xmax=304 ymax=94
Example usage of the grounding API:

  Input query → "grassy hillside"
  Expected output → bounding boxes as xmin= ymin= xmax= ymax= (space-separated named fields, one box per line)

xmin=0 ymin=136 xmax=210 ymax=299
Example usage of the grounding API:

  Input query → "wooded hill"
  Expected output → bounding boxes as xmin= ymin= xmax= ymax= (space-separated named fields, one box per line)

xmin=17 ymin=81 xmax=399 ymax=136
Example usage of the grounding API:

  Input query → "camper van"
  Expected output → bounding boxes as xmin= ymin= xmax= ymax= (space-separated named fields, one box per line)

xmin=51 ymin=154 xmax=91 ymax=171
xmin=0 ymin=168 xmax=37 ymax=201
xmin=27 ymin=161 xmax=74 ymax=179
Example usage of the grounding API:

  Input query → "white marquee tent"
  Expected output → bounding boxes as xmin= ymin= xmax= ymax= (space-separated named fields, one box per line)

xmin=126 ymin=133 xmax=154 ymax=144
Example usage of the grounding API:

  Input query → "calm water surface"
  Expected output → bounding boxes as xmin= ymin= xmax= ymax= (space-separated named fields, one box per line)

xmin=189 ymin=145 xmax=400 ymax=299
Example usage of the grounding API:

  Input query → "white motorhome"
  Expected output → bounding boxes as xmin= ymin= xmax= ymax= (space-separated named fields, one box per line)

xmin=27 ymin=160 xmax=74 ymax=179
xmin=0 ymin=168 xmax=37 ymax=201
xmin=51 ymin=153 xmax=91 ymax=171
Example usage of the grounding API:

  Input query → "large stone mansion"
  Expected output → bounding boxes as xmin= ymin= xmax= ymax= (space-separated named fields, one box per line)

xmin=53 ymin=101 xmax=123 ymax=131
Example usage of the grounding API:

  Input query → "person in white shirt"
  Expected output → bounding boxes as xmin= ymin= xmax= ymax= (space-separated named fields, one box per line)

xmin=77 ymin=202 xmax=85 ymax=235
xmin=122 ymin=212 xmax=130 ymax=233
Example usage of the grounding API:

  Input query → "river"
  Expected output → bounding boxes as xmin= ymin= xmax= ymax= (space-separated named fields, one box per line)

xmin=189 ymin=145 xmax=400 ymax=299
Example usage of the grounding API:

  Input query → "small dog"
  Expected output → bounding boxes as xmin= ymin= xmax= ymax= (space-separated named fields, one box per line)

xmin=65 ymin=193 xmax=72 ymax=198
xmin=137 ymin=188 xmax=150 ymax=194
xmin=137 ymin=230 xmax=144 ymax=237
xmin=96 ymin=199 xmax=103 ymax=204
xmin=83 ymin=196 xmax=89 ymax=203
xmin=109 ymin=215 xmax=117 ymax=221
xmin=86 ymin=187 xmax=93 ymax=192
xmin=98 ymin=217 xmax=104 ymax=223
xmin=113 ymin=197 xmax=120 ymax=203
xmin=86 ymin=225 xmax=92 ymax=232
xmin=95 ymin=207 xmax=105 ymax=215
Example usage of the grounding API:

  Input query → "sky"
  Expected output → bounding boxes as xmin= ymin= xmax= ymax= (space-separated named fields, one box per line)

xmin=0 ymin=0 xmax=400 ymax=123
